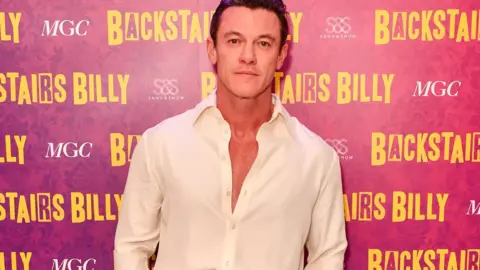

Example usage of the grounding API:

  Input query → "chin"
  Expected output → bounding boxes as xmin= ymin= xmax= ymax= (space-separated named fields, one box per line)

xmin=228 ymin=87 xmax=265 ymax=99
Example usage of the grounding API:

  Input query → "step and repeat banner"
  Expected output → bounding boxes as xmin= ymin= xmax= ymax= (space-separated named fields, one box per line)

xmin=1 ymin=0 xmax=480 ymax=269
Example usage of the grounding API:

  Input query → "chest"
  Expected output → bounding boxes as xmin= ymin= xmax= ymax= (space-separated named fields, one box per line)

xmin=228 ymin=139 xmax=258 ymax=190
xmin=161 ymin=135 xmax=320 ymax=216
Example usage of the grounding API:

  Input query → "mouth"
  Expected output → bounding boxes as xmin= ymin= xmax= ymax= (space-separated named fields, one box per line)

xmin=235 ymin=71 xmax=259 ymax=76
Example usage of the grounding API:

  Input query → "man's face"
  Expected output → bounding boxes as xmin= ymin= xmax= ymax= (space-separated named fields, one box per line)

xmin=207 ymin=6 xmax=288 ymax=99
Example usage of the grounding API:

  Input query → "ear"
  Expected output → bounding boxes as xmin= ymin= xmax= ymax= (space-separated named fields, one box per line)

xmin=207 ymin=37 xmax=218 ymax=65
xmin=275 ymin=42 xmax=289 ymax=70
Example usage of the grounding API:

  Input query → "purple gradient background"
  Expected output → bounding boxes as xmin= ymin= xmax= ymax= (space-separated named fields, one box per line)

xmin=1 ymin=0 xmax=480 ymax=269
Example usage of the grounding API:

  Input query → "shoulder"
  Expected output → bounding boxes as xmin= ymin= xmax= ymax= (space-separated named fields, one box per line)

xmin=139 ymin=108 xmax=198 ymax=145
xmin=288 ymin=117 xmax=339 ymax=169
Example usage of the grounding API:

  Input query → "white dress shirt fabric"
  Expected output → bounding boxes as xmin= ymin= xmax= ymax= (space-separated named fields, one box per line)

xmin=113 ymin=91 xmax=347 ymax=270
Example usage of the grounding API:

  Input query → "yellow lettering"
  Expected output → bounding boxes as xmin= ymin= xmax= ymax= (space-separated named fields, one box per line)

xmin=281 ymin=75 xmax=295 ymax=104
xmin=125 ymin=12 xmax=140 ymax=41
xmin=107 ymin=10 xmax=122 ymax=45
xmin=371 ymin=132 xmax=386 ymax=166
xmin=343 ymin=192 xmax=386 ymax=222
xmin=165 ymin=11 xmax=178 ymax=40
xmin=72 ymin=72 xmax=88 ymax=105
xmin=20 ymin=252 xmax=32 ymax=270
xmin=391 ymin=12 xmax=406 ymax=41
xmin=288 ymin=13 xmax=302 ymax=43
xmin=0 ymin=12 xmax=21 ymax=43
xmin=189 ymin=13 xmax=202 ymax=43
xmin=105 ymin=194 xmax=116 ymax=221
xmin=368 ymin=249 xmax=382 ymax=270
xmin=391 ymin=192 xmax=448 ymax=222
xmin=118 ymin=74 xmax=129 ymax=104
xmin=337 ymin=72 xmax=351 ymax=104
xmin=432 ymin=11 xmax=446 ymax=39
xmin=108 ymin=10 xmax=222 ymax=45
xmin=17 ymin=195 xmax=30 ymax=223
xmin=110 ymin=133 xmax=126 ymax=167
xmin=52 ymin=194 xmax=65 ymax=221
xmin=0 ymin=73 xmax=67 ymax=104
xmin=392 ymin=191 xmax=406 ymax=222
xmin=54 ymin=74 xmax=67 ymax=102
xmin=0 ymin=135 xmax=26 ymax=164
xmin=73 ymin=73 xmax=129 ymax=105
xmin=369 ymin=249 xmax=480 ymax=269
xmin=71 ymin=192 xmax=85 ymax=223
xmin=110 ymin=133 xmax=141 ymax=167
xmin=375 ymin=9 xmax=480 ymax=44
xmin=374 ymin=10 xmax=390 ymax=45
xmin=437 ymin=194 xmax=448 ymax=222
xmin=421 ymin=10 xmax=434 ymax=41
xmin=140 ymin=12 xmax=152 ymax=41
xmin=409 ymin=12 xmax=420 ymax=39
xmin=457 ymin=12 xmax=470 ymax=42
xmin=201 ymin=71 xmax=216 ymax=99
xmin=317 ymin=74 xmax=330 ymax=102
xmin=372 ymin=132 xmax=480 ymax=165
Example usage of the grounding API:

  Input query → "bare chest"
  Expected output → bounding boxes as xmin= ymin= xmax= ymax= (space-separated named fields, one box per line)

xmin=228 ymin=139 xmax=258 ymax=211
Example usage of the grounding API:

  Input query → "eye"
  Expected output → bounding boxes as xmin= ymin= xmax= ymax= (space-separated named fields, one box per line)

xmin=259 ymin=41 xmax=270 ymax=47
xmin=228 ymin=39 xmax=240 ymax=44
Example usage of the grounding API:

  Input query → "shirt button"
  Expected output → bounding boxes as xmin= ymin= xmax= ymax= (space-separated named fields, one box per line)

xmin=225 ymin=261 xmax=230 ymax=266
xmin=231 ymin=224 xmax=236 ymax=230
xmin=227 ymin=191 xmax=231 ymax=196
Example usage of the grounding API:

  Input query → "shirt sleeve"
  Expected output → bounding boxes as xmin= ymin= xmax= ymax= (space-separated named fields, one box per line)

xmin=113 ymin=128 xmax=163 ymax=270
xmin=304 ymin=152 xmax=348 ymax=270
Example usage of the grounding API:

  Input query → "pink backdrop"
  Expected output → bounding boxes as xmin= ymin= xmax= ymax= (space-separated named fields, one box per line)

xmin=1 ymin=0 xmax=480 ymax=269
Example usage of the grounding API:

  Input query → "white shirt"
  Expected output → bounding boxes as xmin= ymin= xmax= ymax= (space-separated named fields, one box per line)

xmin=114 ymin=91 xmax=347 ymax=270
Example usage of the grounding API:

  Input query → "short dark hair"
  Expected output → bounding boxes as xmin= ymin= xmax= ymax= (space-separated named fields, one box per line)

xmin=210 ymin=0 xmax=289 ymax=49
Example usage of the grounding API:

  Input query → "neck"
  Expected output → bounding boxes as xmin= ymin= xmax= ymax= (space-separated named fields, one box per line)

xmin=216 ymin=88 xmax=273 ymax=140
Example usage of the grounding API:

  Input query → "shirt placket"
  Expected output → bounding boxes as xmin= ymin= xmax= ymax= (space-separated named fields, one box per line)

xmin=218 ymin=122 xmax=267 ymax=270
xmin=218 ymin=121 xmax=238 ymax=269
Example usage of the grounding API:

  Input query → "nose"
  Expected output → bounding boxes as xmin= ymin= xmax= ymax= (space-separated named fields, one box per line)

xmin=239 ymin=43 xmax=257 ymax=65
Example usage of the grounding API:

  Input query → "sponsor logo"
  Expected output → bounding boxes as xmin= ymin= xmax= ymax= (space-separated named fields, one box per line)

xmin=42 ymin=20 xmax=90 ymax=37
xmin=466 ymin=200 xmax=480 ymax=215
xmin=52 ymin=258 xmax=96 ymax=270
xmin=149 ymin=79 xmax=184 ymax=100
xmin=320 ymin=17 xmax=356 ymax=39
xmin=413 ymin=81 xmax=461 ymax=97
xmin=45 ymin=142 xmax=93 ymax=158
xmin=325 ymin=139 xmax=353 ymax=160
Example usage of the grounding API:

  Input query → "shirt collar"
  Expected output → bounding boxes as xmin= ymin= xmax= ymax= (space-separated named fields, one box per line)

xmin=192 ymin=90 xmax=295 ymax=138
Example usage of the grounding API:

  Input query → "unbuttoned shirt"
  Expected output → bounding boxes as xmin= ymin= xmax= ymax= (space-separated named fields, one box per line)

xmin=114 ymin=91 xmax=347 ymax=270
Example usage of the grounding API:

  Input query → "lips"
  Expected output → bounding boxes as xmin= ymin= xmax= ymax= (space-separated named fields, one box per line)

xmin=235 ymin=71 xmax=258 ymax=76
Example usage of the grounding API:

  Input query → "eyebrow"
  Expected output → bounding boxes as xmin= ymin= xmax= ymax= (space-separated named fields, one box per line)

xmin=223 ymin=31 xmax=277 ymax=42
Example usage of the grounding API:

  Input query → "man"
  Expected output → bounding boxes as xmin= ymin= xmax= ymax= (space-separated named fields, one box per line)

xmin=113 ymin=0 xmax=348 ymax=269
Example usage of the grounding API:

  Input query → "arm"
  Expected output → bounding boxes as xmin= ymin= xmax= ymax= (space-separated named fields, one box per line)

xmin=114 ymin=129 xmax=163 ymax=270
xmin=305 ymin=152 xmax=348 ymax=270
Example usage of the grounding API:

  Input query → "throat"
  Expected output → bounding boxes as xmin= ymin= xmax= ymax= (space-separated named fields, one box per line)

xmin=216 ymin=89 xmax=274 ymax=134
